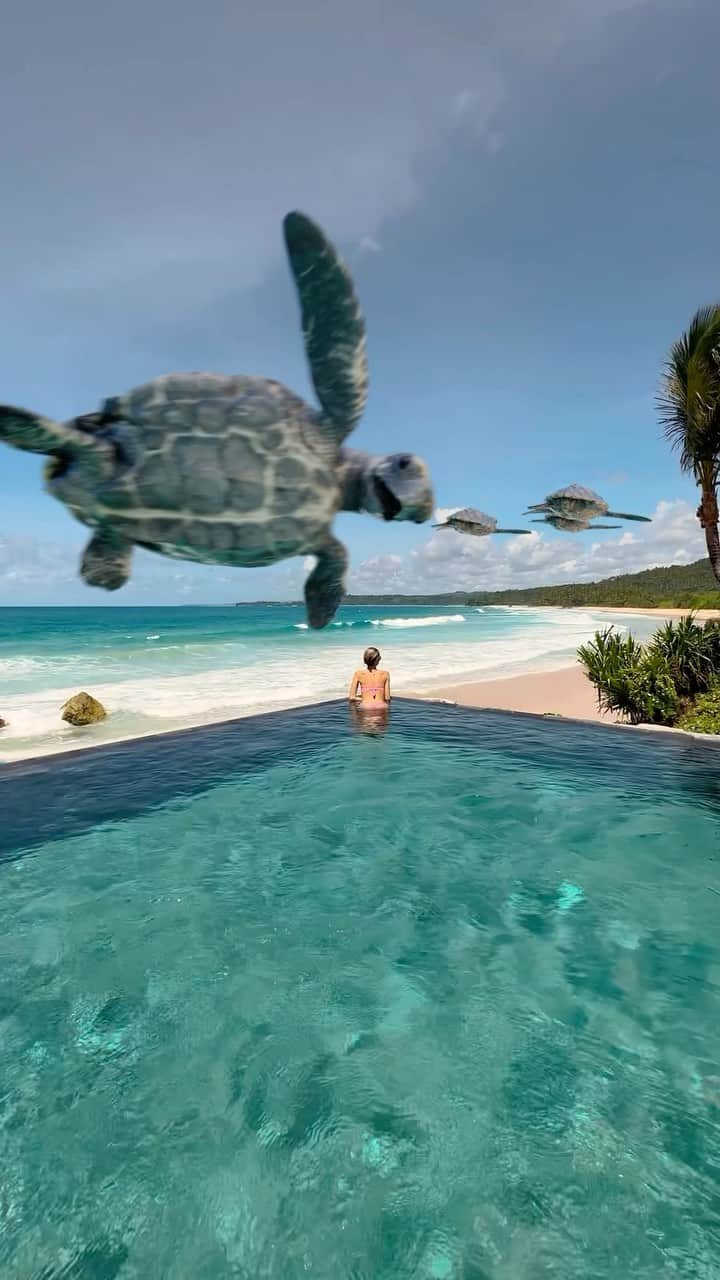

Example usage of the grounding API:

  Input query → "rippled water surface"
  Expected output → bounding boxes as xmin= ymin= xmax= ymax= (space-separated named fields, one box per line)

xmin=1 ymin=703 xmax=719 ymax=1277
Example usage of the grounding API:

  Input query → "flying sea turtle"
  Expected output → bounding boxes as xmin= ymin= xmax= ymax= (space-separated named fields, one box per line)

xmin=525 ymin=484 xmax=650 ymax=523
xmin=0 ymin=213 xmax=434 ymax=628
xmin=433 ymin=508 xmax=531 ymax=536
xmin=530 ymin=514 xmax=621 ymax=532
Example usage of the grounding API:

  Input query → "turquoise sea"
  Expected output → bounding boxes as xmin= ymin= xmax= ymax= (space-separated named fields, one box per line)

xmin=0 ymin=604 xmax=659 ymax=759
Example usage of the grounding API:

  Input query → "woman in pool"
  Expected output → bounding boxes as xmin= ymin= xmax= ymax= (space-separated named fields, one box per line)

xmin=348 ymin=646 xmax=390 ymax=710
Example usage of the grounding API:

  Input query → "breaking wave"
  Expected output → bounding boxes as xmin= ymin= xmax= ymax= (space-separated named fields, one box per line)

xmin=370 ymin=614 xmax=466 ymax=629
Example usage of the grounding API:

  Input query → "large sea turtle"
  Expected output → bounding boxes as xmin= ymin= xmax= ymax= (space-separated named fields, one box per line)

xmin=525 ymin=484 xmax=651 ymax=523
xmin=433 ymin=508 xmax=531 ymax=536
xmin=0 ymin=213 xmax=434 ymax=628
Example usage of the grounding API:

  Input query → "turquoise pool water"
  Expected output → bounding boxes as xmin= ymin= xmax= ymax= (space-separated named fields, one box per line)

xmin=1 ymin=703 xmax=719 ymax=1277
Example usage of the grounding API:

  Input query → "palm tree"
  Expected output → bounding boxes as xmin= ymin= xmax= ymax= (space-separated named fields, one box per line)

xmin=659 ymin=304 xmax=720 ymax=582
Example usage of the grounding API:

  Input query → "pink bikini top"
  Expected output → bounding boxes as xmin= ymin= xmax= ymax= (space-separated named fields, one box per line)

xmin=361 ymin=675 xmax=385 ymax=699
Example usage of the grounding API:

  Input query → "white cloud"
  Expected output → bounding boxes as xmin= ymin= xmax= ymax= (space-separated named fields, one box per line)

xmin=359 ymin=236 xmax=382 ymax=255
xmin=0 ymin=532 xmax=251 ymax=603
xmin=349 ymin=500 xmax=707 ymax=595
xmin=2 ymin=498 xmax=701 ymax=603
xmin=0 ymin=535 xmax=77 ymax=588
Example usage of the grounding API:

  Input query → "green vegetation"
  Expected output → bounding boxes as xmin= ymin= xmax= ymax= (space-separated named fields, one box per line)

xmin=659 ymin=304 xmax=720 ymax=583
xmin=577 ymin=629 xmax=678 ymax=725
xmin=345 ymin=557 xmax=720 ymax=608
xmin=677 ymin=682 xmax=720 ymax=733
xmin=578 ymin=615 xmax=720 ymax=733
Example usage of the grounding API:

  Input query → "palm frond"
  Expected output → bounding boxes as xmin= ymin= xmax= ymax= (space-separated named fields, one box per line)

xmin=658 ymin=304 xmax=720 ymax=479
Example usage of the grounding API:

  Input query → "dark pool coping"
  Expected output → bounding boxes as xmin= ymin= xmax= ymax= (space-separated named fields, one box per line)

xmin=0 ymin=696 xmax=348 ymax=772
xmin=416 ymin=696 xmax=720 ymax=744
xmin=3 ymin=694 xmax=720 ymax=773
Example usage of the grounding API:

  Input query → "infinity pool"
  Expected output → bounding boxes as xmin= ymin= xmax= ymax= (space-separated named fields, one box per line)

xmin=1 ymin=701 xmax=719 ymax=1278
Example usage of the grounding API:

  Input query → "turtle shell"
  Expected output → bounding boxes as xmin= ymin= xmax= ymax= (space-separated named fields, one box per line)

xmin=445 ymin=507 xmax=495 ymax=535
xmin=83 ymin=372 xmax=338 ymax=566
xmin=544 ymin=485 xmax=606 ymax=518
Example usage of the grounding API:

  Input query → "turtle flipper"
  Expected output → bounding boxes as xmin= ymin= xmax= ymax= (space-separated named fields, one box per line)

xmin=304 ymin=535 xmax=348 ymax=628
xmin=80 ymin=528 xmax=133 ymax=591
xmin=283 ymin=211 xmax=368 ymax=443
xmin=495 ymin=528 xmax=533 ymax=535
xmin=606 ymin=511 xmax=652 ymax=522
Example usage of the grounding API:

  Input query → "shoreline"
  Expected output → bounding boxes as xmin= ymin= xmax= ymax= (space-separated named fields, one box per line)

xmin=0 ymin=662 xmax=610 ymax=762
xmin=3 ymin=605 xmax=715 ymax=763
xmin=568 ymin=606 xmax=720 ymax=620
xmin=407 ymin=662 xmax=610 ymax=722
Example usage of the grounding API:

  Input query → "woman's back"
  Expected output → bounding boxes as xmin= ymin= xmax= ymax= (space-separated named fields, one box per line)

xmin=349 ymin=646 xmax=390 ymax=707
xmin=354 ymin=667 xmax=389 ymax=703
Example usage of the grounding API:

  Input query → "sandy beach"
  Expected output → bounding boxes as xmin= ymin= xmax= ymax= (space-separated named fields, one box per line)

xmin=576 ymin=606 xmax=720 ymax=621
xmin=405 ymin=605 xmax=720 ymax=721
xmin=409 ymin=662 xmax=612 ymax=722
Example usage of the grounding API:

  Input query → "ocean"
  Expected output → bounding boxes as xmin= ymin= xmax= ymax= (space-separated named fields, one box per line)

xmin=0 ymin=604 xmax=655 ymax=760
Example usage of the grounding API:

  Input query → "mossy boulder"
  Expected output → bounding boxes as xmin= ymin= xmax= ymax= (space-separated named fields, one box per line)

xmin=61 ymin=692 xmax=107 ymax=727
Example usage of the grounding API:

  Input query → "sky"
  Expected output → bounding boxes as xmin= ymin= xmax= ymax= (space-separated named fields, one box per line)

xmin=1 ymin=0 xmax=719 ymax=604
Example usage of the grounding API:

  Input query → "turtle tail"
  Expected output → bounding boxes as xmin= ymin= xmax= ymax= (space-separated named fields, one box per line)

xmin=0 ymin=404 xmax=115 ymax=474
xmin=0 ymin=405 xmax=68 ymax=455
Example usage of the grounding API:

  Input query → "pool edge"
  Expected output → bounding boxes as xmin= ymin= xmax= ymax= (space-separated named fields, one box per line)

xmin=3 ymin=694 xmax=720 ymax=773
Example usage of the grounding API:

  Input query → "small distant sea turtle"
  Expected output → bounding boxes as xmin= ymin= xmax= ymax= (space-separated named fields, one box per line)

xmin=530 ymin=514 xmax=621 ymax=532
xmin=433 ymin=508 xmax=531 ymax=537
xmin=0 ymin=213 xmax=434 ymax=628
xmin=525 ymin=484 xmax=651 ymax=523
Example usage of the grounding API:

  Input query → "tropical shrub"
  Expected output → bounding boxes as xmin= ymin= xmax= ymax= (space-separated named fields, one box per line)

xmin=702 ymin=619 xmax=720 ymax=666
xmin=578 ymin=616 xmax=720 ymax=730
xmin=648 ymin=615 xmax=715 ymax=697
xmin=578 ymin=628 xmax=679 ymax=725
xmin=677 ymin=681 xmax=720 ymax=734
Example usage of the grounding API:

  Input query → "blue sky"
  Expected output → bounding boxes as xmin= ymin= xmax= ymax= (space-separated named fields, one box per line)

xmin=1 ymin=0 xmax=718 ymax=603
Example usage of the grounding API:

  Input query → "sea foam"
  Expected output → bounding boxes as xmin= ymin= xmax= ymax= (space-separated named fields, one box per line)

xmin=370 ymin=614 xmax=466 ymax=629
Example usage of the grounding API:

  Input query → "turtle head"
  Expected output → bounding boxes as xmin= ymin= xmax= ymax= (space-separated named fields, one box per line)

xmin=365 ymin=453 xmax=435 ymax=524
